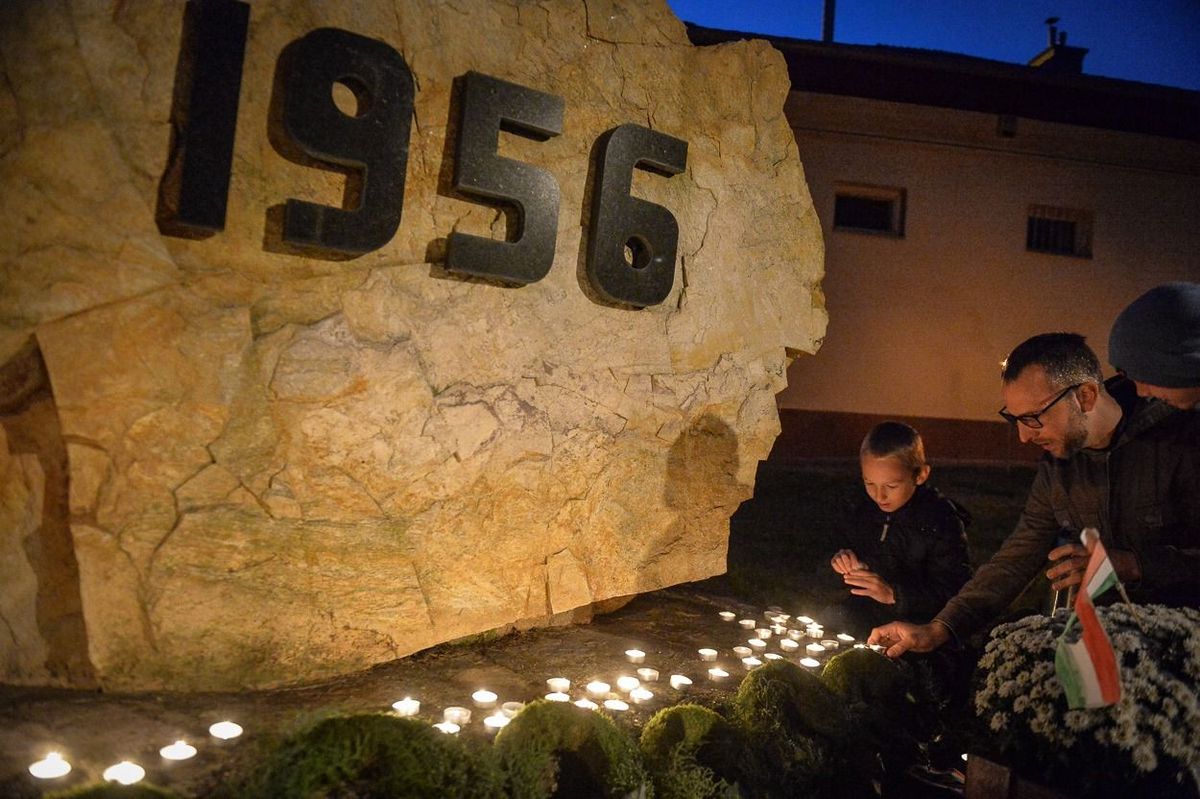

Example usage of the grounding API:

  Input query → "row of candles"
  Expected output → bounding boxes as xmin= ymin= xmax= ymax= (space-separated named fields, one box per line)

xmin=28 ymin=721 xmax=243 ymax=785
xmin=28 ymin=605 xmax=873 ymax=786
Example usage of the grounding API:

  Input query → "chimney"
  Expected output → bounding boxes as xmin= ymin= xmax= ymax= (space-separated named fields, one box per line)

xmin=1028 ymin=16 xmax=1088 ymax=74
xmin=822 ymin=0 xmax=835 ymax=42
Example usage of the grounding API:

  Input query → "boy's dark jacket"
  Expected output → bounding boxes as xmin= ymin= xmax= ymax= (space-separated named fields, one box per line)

xmin=846 ymin=485 xmax=973 ymax=622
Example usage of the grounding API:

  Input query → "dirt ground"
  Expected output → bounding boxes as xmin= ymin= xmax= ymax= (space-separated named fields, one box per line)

xmin=1 ymin=460 xmax=1034 ymax=798
xmin=0 ymin=585 xmax=821 ymax=798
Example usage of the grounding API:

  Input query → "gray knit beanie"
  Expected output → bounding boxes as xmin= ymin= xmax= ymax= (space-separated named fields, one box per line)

xmin=1108 ymin=282 xmax=1200 ymax=388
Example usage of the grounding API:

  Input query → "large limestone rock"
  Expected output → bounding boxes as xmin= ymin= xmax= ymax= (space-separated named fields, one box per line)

xmin=0 ymin=0 xmax=825 ymax=689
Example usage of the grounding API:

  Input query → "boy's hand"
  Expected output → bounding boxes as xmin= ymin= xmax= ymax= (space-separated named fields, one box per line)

xmin=869 ymin=621 xmax=950 ymax=658
xmin=830 ymin=549 xmax=864 ymax=575
xmin=844 ymin=568 xmax=895 ymax=604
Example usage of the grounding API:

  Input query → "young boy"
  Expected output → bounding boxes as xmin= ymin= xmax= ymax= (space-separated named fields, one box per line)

xmin=827 ymin=421 xmax=972 ymax=638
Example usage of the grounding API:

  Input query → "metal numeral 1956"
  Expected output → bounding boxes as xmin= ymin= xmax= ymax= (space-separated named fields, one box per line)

xmin=156 ymin=0 xmax=688 ymax=308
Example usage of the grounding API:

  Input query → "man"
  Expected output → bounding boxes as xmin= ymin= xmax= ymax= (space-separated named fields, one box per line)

xmin=870 ymin=333 xmax=1200 ymax=658
xmin=1108 ymin=281 xmax=1200 ymax=411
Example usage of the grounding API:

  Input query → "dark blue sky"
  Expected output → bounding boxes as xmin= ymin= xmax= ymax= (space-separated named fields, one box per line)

xmin=667 ymin=0 xmax=1200 ymax=92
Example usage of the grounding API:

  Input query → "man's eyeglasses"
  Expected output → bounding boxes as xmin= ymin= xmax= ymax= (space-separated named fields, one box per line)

xmin=998 ymin=384 xmax=1081 ymax=429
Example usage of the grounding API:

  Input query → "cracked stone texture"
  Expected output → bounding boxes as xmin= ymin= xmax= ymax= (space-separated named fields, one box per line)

xmin=0 ymin=0 xmax=825 ymax=690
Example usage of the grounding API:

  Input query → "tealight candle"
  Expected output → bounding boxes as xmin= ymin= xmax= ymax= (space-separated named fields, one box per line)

xmin=625 ymin=649 xmax=646 ymax=664
xmin=771 ymin=624 xmax=787 ymax=635
xmin=854 ymin=643 xmax=868 ymax=649
xmin=472 ymin=689 xmax=498 ymax=708
xmin=807 ymin=626 xmax=824 ymax=638
xmin=806 ymin=643 xmax=826 ymax=655
xmin=764 ymin=652 xmax=783 ymax=660
xmin=483 ymin=712 xmax=510 ymax=731
xmin=821 ymin=639 xmax=839 ymax=650
xmin=738 ymin=619 xmax=756 ymax=629
xmin=669 ymin=674 xmax=693 ymax=690
xmin=433 ymin=721 xmax=460 ymax=734
xmin=795 ymin=615 xmax=814 ymax=625
xmin=616 ymin=675 xmax=641 ymax=692
xmin=443 ymin=706 xmax=472 ymax=724
xmin=637 ymin=667 xmax=659 ymax=682
xmin=29 ymin=753 xmax=71 ymax=779
xmin=837 ymin=633 xmax=855 ymax=644
xmin=780 ymin=638 xmax=799 ymax=651
xmin=209 ymin=721 xmax=243 ymax=740
xmin=787 ymin=629 xmax=804 ymax=641
xmin=741 ymin=656 xmax=762 ymax=668
xmin=575 ymin=698 xmax=599 ymax=710
xmin=718 ymin=611 xmax=737 ymax=621
xmin=698 ymin=648 xmax=718 ymax=661
xmin=586 ymin=680 xmax=610 ymax=697
xmin=630 ymin=687 xmax=654 ymax=704
xmin=755 ymin=628 xmax=772 ymax=639
xmin=501 ymin=701 xmax=525 ymax=718
xmin=103 ymin=761 xmax=145 ymax=785
xmin=159 ymin=740 xmax=197 ymax=761
xmin=766 ymin=605 xmax=783 ymax=615
xmin=748 ymin=638 xmax=767 ymax=649
xmin=547 ymin=677 xmax=571 ymax=693
xmin=800 ymin=657 xmax=820 ymax=668
xmin=603 ymin=699 xmax=629 ymax=711
xmin=392 ymin=697 xmax=420 ymax=717
xmin=732 ymin=645 xmax=752 ymax=658
xmin=545 ymin=692 xmax=570 ymax=702
xmin=708 ymin=667 xmax=729 ymax=680
xmin=869 ymin=644 xmax=886 ymax=653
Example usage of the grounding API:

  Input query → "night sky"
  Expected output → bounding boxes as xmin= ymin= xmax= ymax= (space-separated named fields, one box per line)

xmin=667 ymin=0 xmax=1200 ymax=92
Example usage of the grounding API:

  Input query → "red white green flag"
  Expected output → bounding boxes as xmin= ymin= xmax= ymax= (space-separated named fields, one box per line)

xmin=1054 ymin=528 xmax=1122 ymax=709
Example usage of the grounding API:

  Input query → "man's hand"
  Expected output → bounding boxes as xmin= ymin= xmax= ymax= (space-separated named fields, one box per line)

xmin=1046 ymin=542 xmax=1089 ymax=591
xmin=830 ymin=549 xmax=864 ymax=575
xmin=843 ymin=568 xmax=895 ymax=605
xmin=868 ymin=621 xmax=950 ymax=658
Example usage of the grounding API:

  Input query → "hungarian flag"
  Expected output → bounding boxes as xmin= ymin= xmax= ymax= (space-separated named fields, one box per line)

xmin=1054 ymin=528 xmax=1122 ymax=709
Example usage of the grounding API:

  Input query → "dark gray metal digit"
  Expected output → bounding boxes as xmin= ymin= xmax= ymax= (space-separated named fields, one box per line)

xmin=156 ymin=0 xmax=250 ymax=238
xmin=276 ymin=28 xmax=413 ymax=256
xmin=445 ymin=72 xmax=564 ymax=285
xmin=585 ymin=124 xmax=688 ymax=308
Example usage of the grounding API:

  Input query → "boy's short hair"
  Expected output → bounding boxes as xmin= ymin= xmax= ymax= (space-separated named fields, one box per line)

xmin=860 ymin=421 xmax=927 ymax=477
xmin=1001 ymin=332 xmax=1102 ymax=387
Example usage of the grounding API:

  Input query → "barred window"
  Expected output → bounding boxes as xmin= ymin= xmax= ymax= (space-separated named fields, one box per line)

xmin=1026 ymin=205 xmax=1093 ymax=258
xmin=833 ymin=184 xmax=905 ymax=237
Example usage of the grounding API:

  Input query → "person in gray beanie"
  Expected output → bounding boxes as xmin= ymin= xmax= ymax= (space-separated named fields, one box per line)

xmin=1108 ymin=281 xmax=1200 ymax=410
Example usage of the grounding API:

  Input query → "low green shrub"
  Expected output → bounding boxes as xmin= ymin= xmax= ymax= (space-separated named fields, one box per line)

xmin=494 ymin=699 xmax=651 ymax=799
xmin=236 ymin=712 xmax=501 ymax=798
xmin=640 ymin=704 xmax=742 ymax=799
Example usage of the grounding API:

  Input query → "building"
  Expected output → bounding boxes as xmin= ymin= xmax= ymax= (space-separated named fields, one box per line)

xmin=691 ymin=22 xmax=1200 ymax=461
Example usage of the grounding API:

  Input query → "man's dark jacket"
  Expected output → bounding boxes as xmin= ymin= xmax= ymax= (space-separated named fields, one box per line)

xmin=936 ymin=377 xmax=1200 ymax=640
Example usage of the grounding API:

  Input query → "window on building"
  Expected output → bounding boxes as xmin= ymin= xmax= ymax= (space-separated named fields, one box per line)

xmin=1026 ymin=205 xmax=1093 ymax=258
xmin=833 ymin=184 xmax=906 ymax=237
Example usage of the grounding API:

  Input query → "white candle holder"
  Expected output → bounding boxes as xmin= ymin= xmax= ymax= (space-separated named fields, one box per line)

xmin=669 ymin=674 xmax=693 ymax=690
xmin=586 ymin=681 xmax=611 ymax=698
xmin=574 ymin=698 xmax=599 ymax=710
xmin=103 ymin=761 xmax=145 ymax=785
xmin=764 ymin=652 xmax=783 ymax=660
xmin=209 ymin=721 xmax=243 ymax=740
xmin=748 ymin=638 xmax=767 ymax=649
xmin=698 ymin=648 xmax=718 ymax=661
xmin=472 ymin=689 xmax=498 ymax=708
xmin=483 ymin=712 xmax=510 ymax=731
xmin=28 ymin=753 xmax=71 ymax=780
xmin=732 ymin=645 xmax=752 ymax=658
xmin=780 ymin=638 xmax=799 ymax=651
xmin=738 ymin=619 xmax=756 ymax=629
xmin=616 ymin=675 xmax=641 ymax=692
xmin=501 ymin=701 xmax=525 ymax=718
xmin=443 ymin=706 xmax=472 ymax=725
xmin=625 ymin=649 xmax=646 ymax=664
xmin=755 ymin=628 xmax=772 ymax=639
xmin=821 ymin=639 xmax=839 ymax=650
xmin=545 ymin=691 xmax=570 ymax=702
xmin=718 ymin=611 xmax=737 ymax=621
xmin=630 ymin=687 xmax=654 ymax=704
xmin=799 ymin=657 xmax=820 ymax=668
xmin=433 ymin=721 xmax=460 ymax=734
xmin=546 ymin=677 xmax=571 ymax=693
xmin=637 ymin=667 xmax=659 ymax=682
xmin=159 ymin=741 xmax=197 ymax=761
xmin=707 ymin=667 xmax=729 ymax=681
xmin=603 ymin=698 xmax=629 ymax=711
xmin=837 ymin=633 xmax=855 ymax=644
xmin=741 ymin=656 xmax=762 ymax=669
xmin=392 ymin=697 xmax=420 ymax=717
xmin=806 ymin=643 xmax=827 ymax=656
xmin=795 ymin=615 xmax=814 ymax=625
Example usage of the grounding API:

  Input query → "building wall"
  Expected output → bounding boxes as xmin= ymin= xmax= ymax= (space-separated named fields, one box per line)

xmin=777 ymin=91 xmax=1200 ymax=449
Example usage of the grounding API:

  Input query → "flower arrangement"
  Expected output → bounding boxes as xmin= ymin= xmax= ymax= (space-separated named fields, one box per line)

xmin=973 ymin=604 xmax=1200 ymax=797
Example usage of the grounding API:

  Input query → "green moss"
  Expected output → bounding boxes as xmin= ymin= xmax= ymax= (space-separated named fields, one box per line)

xmin=640 ymin=704 xmax=742 ymax=799
xmin=234 ymin=712 xmax=501 ymax=798
xmin=821 ymin=648 xmax=909 ymax=705
xmin=729 ymin=660 xmax=848 ymax=795
xmin=44 ymin=784 xmax=178 ymax=799
xmin=494 ymin=699 xmax=651 ymax=799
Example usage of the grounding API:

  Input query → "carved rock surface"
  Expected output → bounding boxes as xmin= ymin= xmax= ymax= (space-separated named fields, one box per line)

xmin=0 ymin=0 xmax=825 ymax=689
